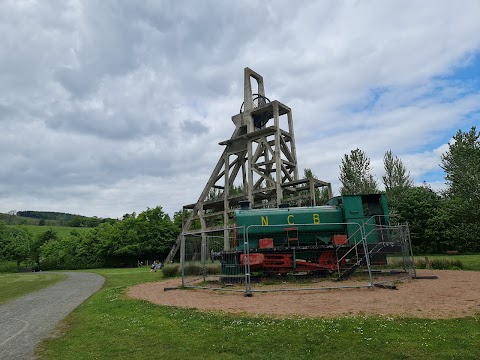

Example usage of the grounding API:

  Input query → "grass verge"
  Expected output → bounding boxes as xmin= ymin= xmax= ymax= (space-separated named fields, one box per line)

xmin=35 ymin=266 xmax=480 ymax=360
xmin=0 ymin=272 xmax=66 ymax=304
xmin=415 ymin=254 xmax=480 ymax=271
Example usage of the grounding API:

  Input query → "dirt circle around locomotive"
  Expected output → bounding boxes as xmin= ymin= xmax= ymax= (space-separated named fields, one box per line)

xmin=127 ymin=270 xmax=480 ymax=319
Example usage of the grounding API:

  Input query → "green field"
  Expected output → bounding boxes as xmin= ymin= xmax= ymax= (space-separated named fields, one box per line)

xmin=0 ymin=272 xmax=66 ymax=304
xmin=35 ymin=265 xmax=480 ymax=360
xmin=8 ymin=224 xmax=94 ymax=237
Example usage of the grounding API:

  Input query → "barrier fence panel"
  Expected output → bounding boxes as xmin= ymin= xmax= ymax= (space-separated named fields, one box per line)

xmin=180 ymin=222 xmax=414 ymax=295
xmin=245 ymin=222 xmax=374 ymax=293
xmin=181 ymin=226 xmax=249 ymax=293
xmin=338 ymin=223 xmax=416 ymax=287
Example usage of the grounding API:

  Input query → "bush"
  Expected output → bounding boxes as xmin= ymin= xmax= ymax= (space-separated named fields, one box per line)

xmin=0 ymin=261 xmax=19 ymax=273
xmin=385 ymin=258 xmax=405 ymax=268
xmin=162 ymin=262 xmax=222 ymax=277
xmin=205 ymin=262 xmax=221 ymax=275
xmin=415 ymin=258 xmax=464 ymax=270
xmin=183 ymin=262 xmax=202 ymax=275
xmin=162 ymin=263 xmax=180 ymax=277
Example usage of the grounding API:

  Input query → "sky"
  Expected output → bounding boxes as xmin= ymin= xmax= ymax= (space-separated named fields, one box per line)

xmin=1 ymin=0 xmax=479 ymax=219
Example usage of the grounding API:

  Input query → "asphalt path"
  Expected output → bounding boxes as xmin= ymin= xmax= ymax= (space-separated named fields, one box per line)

xmin=0 ymin=272 xmax=104 ymax=360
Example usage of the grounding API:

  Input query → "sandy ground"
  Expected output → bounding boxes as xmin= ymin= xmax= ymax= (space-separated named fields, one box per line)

xmin=127 ymin=270 xmax=480 ymax=319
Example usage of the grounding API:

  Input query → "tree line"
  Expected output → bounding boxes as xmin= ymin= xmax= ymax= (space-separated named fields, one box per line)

xmin=338 ymin=126 xmax=479 ymax=254
xmin=14 ymin=211 xmax=117 ymax=227
xmin=0 ymin=207 xmax=180 ymax=270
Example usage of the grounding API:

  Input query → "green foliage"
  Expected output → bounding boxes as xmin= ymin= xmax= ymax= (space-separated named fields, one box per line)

xmin=339 ymin=148 xmax=379 ymax=195
xmin=39 ymin=231 xmax=93 ymax=270
xmin=381 ymin=127 xmax=480 ymax=253
xmin=12 ymin=225 xmax=93 ymax=238
xmin=175 ymin=209 xmax=203 ymax=231
xmin=135 ymin=207 xmax=179 ymax=256
xmin=206 ymin=184 xmax=245 ymax=201
xmin=14 ymin=210 xmax=117 ymax=227
xmin=414 ymin=254 xmax=480 ymax=271
xmin=441 ymin=126 xmax=480 ymax=200
xmin=17 ymin=210 xmax=74 ymax=221
xmin=103 ymin=207 xmax=178 ymax=262
xmin=415 ymin=258 xmax=464 ymax=270
xmin=302 ymin=168 xmax=330 ymax=205
xmin=0 ymin=261 xmax=19 ymax=273
xmin=205 ymin=262 xmax=221 ymax=275
xmin=31 ymin=229 xmax=59 ymax=267
xmin=440 ymin=126 xmax=480 ymax=252
xmin=0 ymin=212 xmax=44 ymax=225
xmin=183 ymin=261 xmax=222 ymax=276
xmin=173 ymin=210 xmax=183 ymax=230
xmin=183 ymin=262 xmax=204 ymax=276
xmin=382 ymin=150 xmax=413 ymax=212
xmin=396 ymin=186 xmax=446 ymax=253
xmin=1 ymin=205 xmax=180 ymax=271
xmin=0 ymin=221 xmax=32 ymax=265
xmin=34 ymin=206 xmax=179 ymax=270
xmin=161 ymin=262 xmax=221 ymax=277
xmin=162 ymin=263 xmax=181 ymax=277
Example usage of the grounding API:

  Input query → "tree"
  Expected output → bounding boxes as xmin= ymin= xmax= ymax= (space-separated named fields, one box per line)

xmin=382 ymin=150 xmax=413 ymax=212
xmin=303 ymin=168 xmax=330 ymax=205
xmin=339 ymin=148 xmax=379 ymax=195
xmin=396 ymin=185 xmax=445 ymax=253
xmin=429 ymin=197 xmax=463 ymax=252
xmin=39 ymin=233 xmax=81 ymax=270
xmin=441 ymin=126 xmax=480 ymax=201
xmin=135 ymin=206 xmax=179 ymax=259
xmin=0 ymin=225 xmax=32 ymax=267
xmin=317 ymin=187 xmax=330 ymax=205
xmin=0 ymin=222 xmax=9 ymax=258
xmin=32 ymin=229 xmax=58 ymax=268
xmin=7 ymin=210 xmax=16 ymax=224
xmin=440 ymin=126 xmax=480 ymax=251
xmin=173 ymin=210 xmax=184 ymax=230
xmin=100 ymin=207 xmax=179 ymax=265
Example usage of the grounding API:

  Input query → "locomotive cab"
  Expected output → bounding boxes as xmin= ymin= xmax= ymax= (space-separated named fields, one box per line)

xmin=326 ymin=194 xmax=390 ymax=241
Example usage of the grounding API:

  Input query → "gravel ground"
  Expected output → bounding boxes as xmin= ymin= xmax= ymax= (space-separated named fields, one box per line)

xmin=0 ymin=272 xmax=104 ymax=360
xmin=128 ymin=270 xmax=480 ymax=319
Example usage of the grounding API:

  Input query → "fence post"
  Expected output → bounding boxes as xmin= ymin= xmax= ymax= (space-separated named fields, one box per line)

xmin=201 ymin=232 xmax=207 ymax=281
xmin=180 ymin=233 xmax=186 ymax=288
xmin=361 ymin=228 xmax=374 ymax=287
xmin=244 ymin=226 xmax=252 ymax=296
xmin=405 ymin=223 xmax=416 ymax=277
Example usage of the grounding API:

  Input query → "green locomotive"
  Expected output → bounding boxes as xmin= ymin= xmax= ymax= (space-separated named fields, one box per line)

xmin=222 ymin=194 xmax=390 ymax=275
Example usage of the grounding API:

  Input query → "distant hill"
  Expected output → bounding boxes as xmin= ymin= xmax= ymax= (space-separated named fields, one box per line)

xmin=0 ymin=213 xmax=41 ymax=226
xmin=1 ymin=211 xmax=117 ymax=227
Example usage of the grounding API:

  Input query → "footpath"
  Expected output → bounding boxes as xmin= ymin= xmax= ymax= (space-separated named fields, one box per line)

xmin=0 ymin=272 xmax=104 ymax=360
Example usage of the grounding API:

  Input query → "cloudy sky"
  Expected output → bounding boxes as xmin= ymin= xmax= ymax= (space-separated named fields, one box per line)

xmin=1 ymin=0 xmax=479 ymax=219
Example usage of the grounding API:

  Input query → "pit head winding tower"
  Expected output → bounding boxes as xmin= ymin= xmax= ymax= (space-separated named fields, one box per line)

xmin=165 ymin=68 xmax=332 ymax=263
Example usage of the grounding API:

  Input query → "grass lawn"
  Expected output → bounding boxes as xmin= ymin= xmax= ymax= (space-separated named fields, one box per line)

xmin=35 ymin=266 xmax=480 ymax=360
xmin=0 ymin=272 xmax=66 ymax=304
xmin=416 ymin=254 xmax=480 ymax=271
xmin=8 ymin=224 xmax=94 ymax=237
